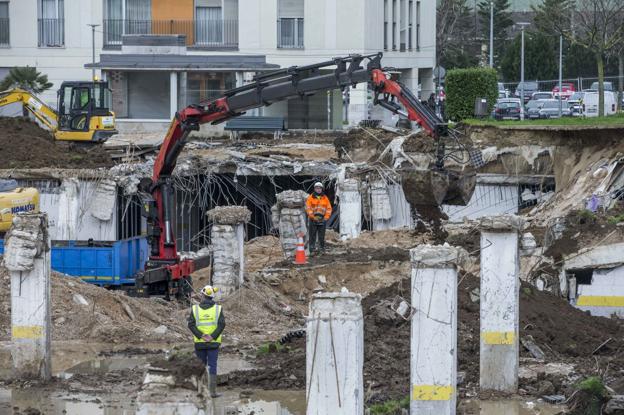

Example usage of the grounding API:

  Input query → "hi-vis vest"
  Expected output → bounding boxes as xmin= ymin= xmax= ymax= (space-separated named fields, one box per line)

xmin=192 ymin=304 xmax=222 ymax=344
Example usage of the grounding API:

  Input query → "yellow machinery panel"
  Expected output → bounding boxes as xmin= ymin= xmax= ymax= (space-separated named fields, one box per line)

xmin=0 ymin=187 xmax=40 ymax=232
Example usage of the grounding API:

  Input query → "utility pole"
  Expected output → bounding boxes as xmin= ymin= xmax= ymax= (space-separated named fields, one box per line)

xmin=489 ymin=1 xmax=494 ymax=68
xmin=87 ymin=24 xmax=100 ymax=81
xmin=518 ymin=23 xmax=530 ymax=120
xmin=558 ymin=35 xmax=563 ymax=117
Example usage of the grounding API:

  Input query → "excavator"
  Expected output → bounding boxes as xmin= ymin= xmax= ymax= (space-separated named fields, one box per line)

xmin=0 ymin=180 xmax=39 ymax=234
xmin=135 ymin=52 xmax=482 ymax=297
xmin=0 ymin=80 xmax=117 ymax=142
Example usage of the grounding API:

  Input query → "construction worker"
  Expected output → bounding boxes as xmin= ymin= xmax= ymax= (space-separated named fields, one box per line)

xmin=188 ymin=285 xmax=225 ymax=398
xmin=305 ymin=182 xmax=332 ymax=255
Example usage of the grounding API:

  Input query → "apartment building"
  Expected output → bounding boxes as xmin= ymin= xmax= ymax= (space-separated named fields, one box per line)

xmin=0 ymin=0 xmax=435 ymax=132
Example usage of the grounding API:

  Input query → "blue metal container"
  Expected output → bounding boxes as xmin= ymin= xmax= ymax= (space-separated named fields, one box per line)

xmin=0 ymin=237 xmax=148 ymax=286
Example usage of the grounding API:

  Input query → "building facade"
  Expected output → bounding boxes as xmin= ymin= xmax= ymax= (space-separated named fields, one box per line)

xmin=0 ymin=0 xmax=435 ymax=132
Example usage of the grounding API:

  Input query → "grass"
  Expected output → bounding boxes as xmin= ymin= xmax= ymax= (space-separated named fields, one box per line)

xmin=257 ymin=341 xmax=287 ymax=355
xmin=607 ymin=213 xmax=624 ymax=225
xmin=464 ymin=112 xmax=624 ymax=127
xmin=368 ymin=396 xmax=410 ymax=415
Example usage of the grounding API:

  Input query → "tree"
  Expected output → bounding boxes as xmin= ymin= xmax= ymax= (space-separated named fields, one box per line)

xmin=545 ymin=0 xmax=624 ymax=116
xmin=500 ymin=32 xmax=558 ymax=81
xmin=0 ymin=66 xmax=53 ymax=93
xmin=477 ymin=0 xmax=513 ymax=66
xmin=437 ymin=0 xmax=478 ymax=69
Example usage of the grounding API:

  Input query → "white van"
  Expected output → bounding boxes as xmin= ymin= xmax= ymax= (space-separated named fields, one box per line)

xmin=583 ymin=91 xmax=616 ymax=117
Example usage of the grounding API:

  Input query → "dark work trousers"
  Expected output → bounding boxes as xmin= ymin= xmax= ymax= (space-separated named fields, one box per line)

xmin=195 ymin=348 xmax=219 ymax=375
xmin=309 ymin=220 xmax=326 ymax=251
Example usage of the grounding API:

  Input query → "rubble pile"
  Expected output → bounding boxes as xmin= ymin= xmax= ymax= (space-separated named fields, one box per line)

xmin=0 ymin=266 xmax=189 ymax=343
xmin=0 ymin=117 xmax=113 ymax=169
xmin=206 ymin=205 xmax=251 ymax=225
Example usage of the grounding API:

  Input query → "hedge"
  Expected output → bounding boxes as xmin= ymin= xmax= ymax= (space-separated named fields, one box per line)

xmin=445 ymin=67 xmax=498 ymax=121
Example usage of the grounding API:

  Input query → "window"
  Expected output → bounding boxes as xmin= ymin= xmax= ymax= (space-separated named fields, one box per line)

xmin=38 ymin=0 xmax=64 ymax=47
xmin=104 ymin=0 xmax=151 ymax=46
xmin=196 ymin=6 xmax=223 ymax=45
xmin=277 ymin=0 xmax=303 ymax=48
xmin=416 ymin=1 xmax=420 ymax=50
xmin=0 ymin=2 xmax=8 ymax=46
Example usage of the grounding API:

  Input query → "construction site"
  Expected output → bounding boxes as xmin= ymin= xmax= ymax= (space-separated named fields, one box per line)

xmin=1 ymin=54 xmax=624 ymax=415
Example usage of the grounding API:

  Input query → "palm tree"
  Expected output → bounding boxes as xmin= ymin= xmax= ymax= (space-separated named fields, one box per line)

xmin=0 ymin=66 xmax=53 ymax=93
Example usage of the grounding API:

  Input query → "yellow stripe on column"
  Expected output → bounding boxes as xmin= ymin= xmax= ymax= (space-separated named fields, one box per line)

xmin=482 ymin=331 xmax=515 ymax=345
xmin=412 ymin=385 xmax=454 ymax=401
xmin=12 ymin=325 xmax=44 ymax=339
xmin=577 ymin=296 xmax=624 ymax=307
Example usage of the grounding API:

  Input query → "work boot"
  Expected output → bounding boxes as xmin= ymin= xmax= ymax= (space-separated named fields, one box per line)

xmin=209 ymin=374 xmax=221 ymax=398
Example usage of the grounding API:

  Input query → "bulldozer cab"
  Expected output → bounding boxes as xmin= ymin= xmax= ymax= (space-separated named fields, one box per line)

xmin=57 ymin=81 xmax=116 ymax=142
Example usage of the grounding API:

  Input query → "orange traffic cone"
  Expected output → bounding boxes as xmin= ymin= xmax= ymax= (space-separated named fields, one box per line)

xmin=293 ymin=233 xmax=307 ymax=265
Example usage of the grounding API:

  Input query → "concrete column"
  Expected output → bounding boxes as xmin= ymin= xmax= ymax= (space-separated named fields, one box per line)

xmin=5 ymin=213 xmax=51 ymax=380
xmin=411 ymin=0 xmax=417 ymax=50
xmin=169 ymin=71 xmax=178 ymax=119
xmin=272 ymin=190 xmax=309 ymax=259
xmin=420 ymin=67 xmax=434 ymax=100
xmin=179 ymin=72 xmax=188 ymax=108
xmin=306 ymin=292 xmax=363 ymax=415
xmin=479 ymin=215 xmax=525 ymax=393
xmin=385 ymin=0 xmax=393 ymax=50
xmin=207 ymin=206 xmax=251 ymax=298
xmin=410 ymin=245 xmax=461 ymax=415
xmin=348 ymin=82 xmax=369 ymax=126
xmin=394 ymin=0 xmax=400 ymax=50
xmin=57 ymin=178 xmax=79 ymax=241
xmin=338 ymin=179 xmax=361 ymax=240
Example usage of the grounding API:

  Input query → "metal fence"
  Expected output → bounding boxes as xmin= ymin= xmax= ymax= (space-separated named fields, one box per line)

xmin=38 ymin=18 xmax=64 ymax=47
xmin=103 ymin=19 xmax=238 ymax=48
xmin=277 ymin=18 xmax=304 ymax=49
xmin=500 ymin=75 xmax=624 ymax=99
xmin=0 ymin=18 xmax=9 ymax=46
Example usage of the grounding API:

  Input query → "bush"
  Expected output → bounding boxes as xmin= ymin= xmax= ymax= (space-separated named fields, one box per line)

xmin=445 ymin=67 xmax=498 ymax=121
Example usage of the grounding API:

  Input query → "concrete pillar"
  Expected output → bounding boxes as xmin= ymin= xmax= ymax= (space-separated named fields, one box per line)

xmin=420 ymin=67 xmax=434 ymax=100
xmin=338 ymin=179 xmax=361 ymax=240
xmin=479 ymin=215 xmax=525 ymax=393
xmin=169 ymin=71 xmax=178 ymax=119
xmin=385 ymin=0 xmax=393 ymax=50
xmin=207 ymin=206 xmax=251 ymax=298
xmin=179 ymin=71 xmax=188 ymax=108
xmin=57 ymin=178 xmax=79 ymax=240
xmin=410 ymin=244 xmax=462 ymax=415
xmin=272 ymin=190 xmax=309 ymax=259
xmin=394 ymin=0 xmax=400 ymax=50
xmin=348 ymin=82 xmax=369 ymax=126
xmin=306 ymin=292 xmax=363 ymax=415
xmin=5 ymin=213 xmax=51 ymax=380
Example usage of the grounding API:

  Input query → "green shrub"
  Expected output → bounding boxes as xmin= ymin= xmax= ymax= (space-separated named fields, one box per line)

xmin=445 ymin=67 xmax=498 ymax=121
xmin=368 ymin=396 xmax=410 ymax=415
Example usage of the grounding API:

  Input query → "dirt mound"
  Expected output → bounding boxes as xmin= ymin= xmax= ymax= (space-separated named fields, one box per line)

xmin=0 ymin=266 xmax=189 ymax=343
xmin=0 ymin=117 xmax=113 ymax=169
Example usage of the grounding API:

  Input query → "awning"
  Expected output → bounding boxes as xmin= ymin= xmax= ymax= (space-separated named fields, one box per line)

xmin=85 ymin=54 xmax=280 ymax=72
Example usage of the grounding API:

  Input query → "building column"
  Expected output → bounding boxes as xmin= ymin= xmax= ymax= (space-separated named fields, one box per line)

xmin=170 ymin=71 xmax=178 ymax=119
xmin=479 ymin=215 xmax=524 ymax=393
xmin=385 ymin=0 xmax=393 ymax=50
xmin=5 ymin=214 xmax=51 ymax=381
xmin=179 ymin=72 xmax=188 ymax=108
xmin=338 ymin=179 xmax=361 ymax=240
xmin=410 ymin=245 xmax=461 ymax=415
xmin=306 ymin=292 xmax=364 ymax=415
xmin=207 ymin=206 xmax=251 ymax=298
xmin=394 ymin=0 xmax=400 ymax=50
xmin=420 ymin=67 xmax=434 ymax=100
xmin=272 ymin=190 xmax=309 ymax=259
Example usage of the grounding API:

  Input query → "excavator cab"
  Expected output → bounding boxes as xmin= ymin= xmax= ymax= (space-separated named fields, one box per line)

xmin=56 ymin=81 xmax=117 ymax=142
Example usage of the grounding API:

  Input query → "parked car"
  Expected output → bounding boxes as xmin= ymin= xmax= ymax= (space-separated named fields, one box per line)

xmin=498 ymin=82 xmax=509 ymax=98
xmin=493 ymin=98 xmax=521 ymax=120
xmin=531 ymin=91 xmax=554 ymax=101
xmin=552 ymin=82 xmax=576 ymax=99
xmin=589 ymin=81 xmax=614 ymax=91
xmin=526 ymin=99 xmax=571 ymax=119
xmin=514 ymin=81 xmax=539 ymax=102
xmin=525 ymin=100 xmax=545 ymax=119
xmin=583 ymin=91 xmax=617 ymax=117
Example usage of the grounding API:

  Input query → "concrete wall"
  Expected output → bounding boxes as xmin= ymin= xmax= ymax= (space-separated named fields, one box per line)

xmin=443 ymin=184 xmax=519 ymax=222
xmin=0 ymin=0 xmax=103 ymax=106
xmin=576 ymin=266 xmax=624 ymax=318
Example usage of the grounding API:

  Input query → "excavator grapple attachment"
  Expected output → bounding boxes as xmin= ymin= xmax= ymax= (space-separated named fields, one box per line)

xmin=400 ymin=169 xmax=476 ymax=207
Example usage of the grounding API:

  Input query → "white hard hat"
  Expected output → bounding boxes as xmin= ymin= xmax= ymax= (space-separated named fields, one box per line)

xmin=314 ymin=182 xmax=323 ymax=188
xmin=201 ymin=285 xmax=218 ymax=296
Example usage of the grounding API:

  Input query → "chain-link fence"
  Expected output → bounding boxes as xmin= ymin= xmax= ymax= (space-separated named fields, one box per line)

xmin=500 ymin=75 xmax=624 ymax=99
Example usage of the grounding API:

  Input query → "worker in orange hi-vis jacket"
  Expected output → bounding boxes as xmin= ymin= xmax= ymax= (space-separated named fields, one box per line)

xmin=305 ymin=182 xmax=332 ymax=255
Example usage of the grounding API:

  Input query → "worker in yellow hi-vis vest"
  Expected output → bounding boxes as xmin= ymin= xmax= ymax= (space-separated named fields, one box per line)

xmin=188 ymin=285 xmax=226 ymax=398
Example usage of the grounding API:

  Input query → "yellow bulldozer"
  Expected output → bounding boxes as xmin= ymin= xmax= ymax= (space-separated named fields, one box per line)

xmin=0 ymin=81 xmax=117 ymax=142
xmin=0 ymin=180 xmax=40 ymax=233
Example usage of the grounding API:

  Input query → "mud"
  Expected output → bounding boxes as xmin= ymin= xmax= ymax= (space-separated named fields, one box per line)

xmin=0 ymin=117 xmax=113 ymax=169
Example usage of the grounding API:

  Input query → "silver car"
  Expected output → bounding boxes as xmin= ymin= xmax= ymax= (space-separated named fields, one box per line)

xmin=526 ymin=99 xmax=571 ymax=119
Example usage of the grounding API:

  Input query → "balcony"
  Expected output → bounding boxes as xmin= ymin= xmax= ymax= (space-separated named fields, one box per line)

xmin=0 ymin=18 xmax=8 ymax=46
xmin=103 ymin=19 xmax=238 ymax=49
xmin=277 ymin=18 xmax=303 ymax=49
xmin=38 ymin=18 xmax=64 ymax=47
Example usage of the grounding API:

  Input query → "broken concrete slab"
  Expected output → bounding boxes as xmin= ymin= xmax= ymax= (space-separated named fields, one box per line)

xmin=478 ymin=214 xmax=525 ymax=232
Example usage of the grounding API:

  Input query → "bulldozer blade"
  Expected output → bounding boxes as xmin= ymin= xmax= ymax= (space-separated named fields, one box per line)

xmin=400 ymin=169 xmax=450 ymax=206
xmin=443 ymin=170 xmax=477 ymax=206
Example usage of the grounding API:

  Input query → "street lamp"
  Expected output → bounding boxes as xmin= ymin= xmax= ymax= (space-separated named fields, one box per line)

xmin=489 ymin=2 xmax=494 ymax=68
xmin=87 ymin=24 xmax=100 ymax=81
xmin=518 ymin=22 xmax=530 ymax=120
